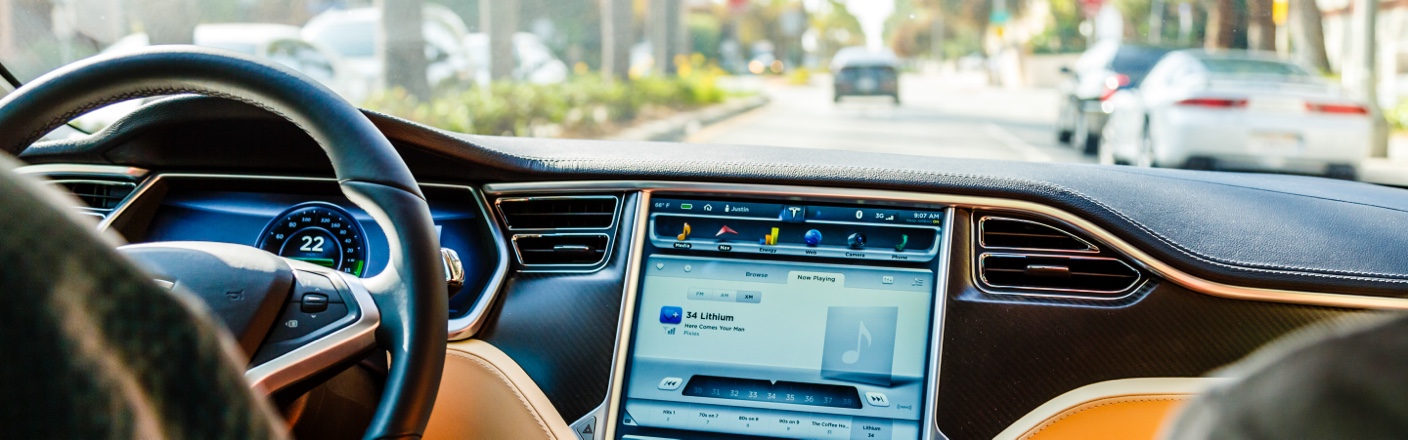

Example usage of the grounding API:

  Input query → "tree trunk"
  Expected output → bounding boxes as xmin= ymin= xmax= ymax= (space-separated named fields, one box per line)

xmin=379 ymin=0 xmax=430 ymax=100
xmin=481 ymin=0 xmax=519 ymax=80
xmin=1290 ymin=0 xmax=1332 ymax=73
xmin=601 ymin=0 xmax=634 ymax=80
xmin=1205 ymin=0 xmax=1237 ymax=49
xmin=649 ymin=0 xmax=680 ymax=75
xmin=1247 ymin=0 xmax=1276 ymax=50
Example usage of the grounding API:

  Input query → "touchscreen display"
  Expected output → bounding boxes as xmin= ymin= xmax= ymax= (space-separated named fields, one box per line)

xmin=617 ymin=254 xmax=935 ymax=439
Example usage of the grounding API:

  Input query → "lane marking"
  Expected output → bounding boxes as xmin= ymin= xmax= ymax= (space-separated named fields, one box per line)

xmin=984 ymin=122 xmax=1054 ymax=162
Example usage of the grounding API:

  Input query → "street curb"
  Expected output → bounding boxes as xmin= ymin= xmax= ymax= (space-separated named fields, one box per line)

xmin=609 ymin=95 xmax=771 ymax=142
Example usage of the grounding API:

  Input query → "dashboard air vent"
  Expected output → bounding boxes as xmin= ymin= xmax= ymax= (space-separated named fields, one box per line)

xmin=497 ymin=196 xmax=618 ymax=230
xmin=51 ymin=179 xmax=138 ymax=219
xmin=512 ymin=234 xmax=610 ymax=266
xmin=979 ymin=254 xmax=1140 ymax=294
xmin=979 ymin=216 xmax=1096 ymax=252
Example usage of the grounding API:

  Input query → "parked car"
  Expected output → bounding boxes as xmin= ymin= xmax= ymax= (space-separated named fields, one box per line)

xmin=76 ymin=23 xmax=355 ymax=131
xmin=464 ymin=32 xmax=569 ymax=85
xmin=831 ymin=46 xmax=900 ymax=104
xmin=1056 ymin=41 xmax=1171 ymax=154
xmin=302 ymin=4 xmax=475 ymax=102
xmin=1100 ymin=50 xmax=1370 ymax=179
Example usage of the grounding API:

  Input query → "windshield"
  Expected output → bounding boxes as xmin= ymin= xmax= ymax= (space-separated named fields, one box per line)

xmin=5 ymin=0 xmax=1406 ymax=184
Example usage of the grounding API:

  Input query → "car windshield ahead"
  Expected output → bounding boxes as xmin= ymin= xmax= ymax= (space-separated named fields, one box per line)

xmin=1201 ymin=58 xmax=1312 ymax=78
xmin=1109 ymin=47 xmax=1168 ymax=82
xmin=4 ymin=0 xmax=1408 ymax=185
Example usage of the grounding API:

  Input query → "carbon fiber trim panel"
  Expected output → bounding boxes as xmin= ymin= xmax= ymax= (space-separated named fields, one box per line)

xmin=477 ymin=193 xmax=639 ymax=422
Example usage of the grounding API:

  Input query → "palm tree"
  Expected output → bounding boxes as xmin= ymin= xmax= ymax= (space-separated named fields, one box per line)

xmin=601 ymin=0 xmax=634 ymax=79
xmin=1291 ymin=0 xmax=1332 ymax=73
xmin=379 ymin=0 xmax=430 ymax=100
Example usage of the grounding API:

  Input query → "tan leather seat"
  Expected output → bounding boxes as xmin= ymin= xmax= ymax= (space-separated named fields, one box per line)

xmin=994 ymin=378 xmax=1225 ymax=440
xmin=423 ymin=339 xmax=578 ymax=440
xmin=1019 ymin=395 xmax=1188 ymax=440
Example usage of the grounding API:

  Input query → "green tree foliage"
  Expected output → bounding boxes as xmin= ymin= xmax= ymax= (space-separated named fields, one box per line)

xmin=810 ymin=0 xmax=867 ymax=63
xmin=1031 ymin=0 xmax=1087 ymax=54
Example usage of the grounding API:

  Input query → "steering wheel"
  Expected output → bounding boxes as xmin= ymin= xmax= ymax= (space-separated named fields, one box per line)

xmin=0 ymin=47 xmax=446 ymax=439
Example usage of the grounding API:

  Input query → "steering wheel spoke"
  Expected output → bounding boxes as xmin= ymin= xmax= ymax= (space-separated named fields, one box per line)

xmin=246 ymin=263 xmax=380 ymax=394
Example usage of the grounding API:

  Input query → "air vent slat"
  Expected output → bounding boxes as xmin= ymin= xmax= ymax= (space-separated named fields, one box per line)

xmin=979 ymin=254 xmax=1140 ymax=295
xmin=498 ymin=196 xmax=618 ymax=230
xmin=51 ymin=179 xmax=137 ymax=219
xmin=513 ymin=234 xmax=610 ymax=266
xmin=979 ymin=217 xmax=1096 ymax=252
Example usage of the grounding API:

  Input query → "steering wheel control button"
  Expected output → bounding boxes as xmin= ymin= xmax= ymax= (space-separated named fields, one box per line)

xmin=864 ymin=392 xmax=890 ymax=407
xmin=301 ymin=293 xmax=330 ymax=313
xmin=264 ymin=302 xmax=351 ymax=344
xmin=292 ymin=271 xmax=347 ymax=306
xmin=658 ymin=377 xmax=684 ymax=390
xmin=295 ymin=271 xmax=342 ymax=299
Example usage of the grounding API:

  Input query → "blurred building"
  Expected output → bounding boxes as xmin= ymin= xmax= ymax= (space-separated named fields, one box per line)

xmin=1320 ymin=0 xmax=1408 ymax=103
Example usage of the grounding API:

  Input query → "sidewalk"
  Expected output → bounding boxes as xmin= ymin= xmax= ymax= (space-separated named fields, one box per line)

xmin=1359 ymin=135 xmax=1408 ymax=186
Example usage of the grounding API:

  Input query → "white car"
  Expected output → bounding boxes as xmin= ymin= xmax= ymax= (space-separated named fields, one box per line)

xmin=1101 ymin=50 xmax=1370 ymax=179
xmin=76 ymin=23 xmax=355 ymax=132
xmin=464 ymin=32 xmax=569 ymax=85
xmin=101 ymin=24 xmax=352 ymax=92
xmin=302 ymin=4 xmax=475 ymax=102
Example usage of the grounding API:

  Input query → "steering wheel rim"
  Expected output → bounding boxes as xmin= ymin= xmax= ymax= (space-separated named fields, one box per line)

xmin=0 ymin=46 xmax=447 ymax=439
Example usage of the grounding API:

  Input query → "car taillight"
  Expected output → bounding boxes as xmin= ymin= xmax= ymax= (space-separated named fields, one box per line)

xmin=1099 ymin=74 xmax=1131 ymax=101
xmin=1176 ymin=98 xmax=1248 ymax=108
xmin=1306 ymin=102 xmax=1369 ymax=115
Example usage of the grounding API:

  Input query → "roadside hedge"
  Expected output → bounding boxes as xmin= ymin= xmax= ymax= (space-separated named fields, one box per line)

xmin=362 ymin=72 xmax=728 ymax=137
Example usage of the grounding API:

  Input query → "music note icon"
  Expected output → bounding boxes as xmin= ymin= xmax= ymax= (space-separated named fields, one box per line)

xmin=842 ymin=322 xmax=872 ymax=364
xmin=822 ymin=307 xmax=896 ymax=387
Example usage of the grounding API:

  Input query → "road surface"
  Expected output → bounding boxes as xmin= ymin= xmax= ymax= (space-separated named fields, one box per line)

xmin=686 ymin=72 xmax=1093 ymax=165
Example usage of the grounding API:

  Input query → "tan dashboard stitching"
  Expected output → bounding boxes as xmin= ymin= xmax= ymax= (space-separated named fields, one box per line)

xmin=445 ymin=349 xmax=556 ymax=440
xmin=1019 ymin=394 xmax=1189 ymax=440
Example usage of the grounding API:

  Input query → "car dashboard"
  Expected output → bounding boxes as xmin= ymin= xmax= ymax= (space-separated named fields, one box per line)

xmin=16 ymin=96 xmax=1408 ymax=439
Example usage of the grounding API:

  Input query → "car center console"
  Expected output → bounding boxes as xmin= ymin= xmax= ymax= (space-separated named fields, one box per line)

xmin=606 ymin=195 xmax=952 ymax=440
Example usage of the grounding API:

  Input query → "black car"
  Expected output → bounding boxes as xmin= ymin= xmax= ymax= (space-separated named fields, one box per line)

xmin=1056 ymin=42 xmax=1171 ymax=154
xmin=831 ymin=46 xmax=900 ymax=104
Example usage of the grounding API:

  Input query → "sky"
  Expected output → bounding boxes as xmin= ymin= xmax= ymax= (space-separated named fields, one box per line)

xmin=842 ymin=0 xmax=896 ymax=50
xmin=797 ymin=0 xmax=895 ymax=50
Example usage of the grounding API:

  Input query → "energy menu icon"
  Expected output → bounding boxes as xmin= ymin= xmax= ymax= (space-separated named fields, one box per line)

xmin=760 ymin=227 xmax=780 ymax=245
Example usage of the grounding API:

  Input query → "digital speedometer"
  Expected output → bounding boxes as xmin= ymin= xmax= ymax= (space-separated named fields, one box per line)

xmin=257 ymin=202 xmax=369 ymax=277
